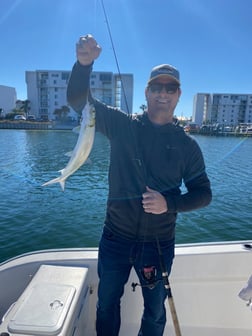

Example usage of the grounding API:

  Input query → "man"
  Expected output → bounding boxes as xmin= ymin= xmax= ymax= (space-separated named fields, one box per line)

xmin=67 ymin=34 xmax=212 ymax=336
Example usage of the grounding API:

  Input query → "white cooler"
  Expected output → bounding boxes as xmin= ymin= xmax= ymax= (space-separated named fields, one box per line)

xmin=0 ymin=264 xmax=90 ymax=336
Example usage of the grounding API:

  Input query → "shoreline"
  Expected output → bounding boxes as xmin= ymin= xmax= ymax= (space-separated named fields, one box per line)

xmin=0 ymin=120 xmax=77 ymax=130
xmin=1 ymin=121 xmax=252 ymax=136
xmin=185 ymin=130 xmax=252 ymax=137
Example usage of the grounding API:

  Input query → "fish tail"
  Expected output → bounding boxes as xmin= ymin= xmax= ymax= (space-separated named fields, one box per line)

xmin=42 ymin=176 xmax=66 ymax=191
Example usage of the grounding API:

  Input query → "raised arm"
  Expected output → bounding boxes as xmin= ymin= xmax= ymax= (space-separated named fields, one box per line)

xmin=67 ymin=35 xmax=102 ymax=113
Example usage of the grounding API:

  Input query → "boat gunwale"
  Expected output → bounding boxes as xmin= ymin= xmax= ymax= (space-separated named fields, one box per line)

xmin=1 ymin=240 xmax=251 ymax=269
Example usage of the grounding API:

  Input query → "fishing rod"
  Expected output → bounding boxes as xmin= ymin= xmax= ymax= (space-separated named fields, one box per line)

xmin=156 ymin=237 xmax=182 ymax=336
xmin=100 ymin=0 xmax=130 ymax=116
xmin=100 ymin=1 xmax=182 ymax=335
xmin=131 ymin=236 xmax=182 ymax=336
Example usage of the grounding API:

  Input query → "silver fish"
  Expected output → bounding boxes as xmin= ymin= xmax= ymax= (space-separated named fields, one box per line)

xmin=42 ymin=102 xmax=95 ymax=191
xmin=239 ymin=274 xmax=252 ymax=307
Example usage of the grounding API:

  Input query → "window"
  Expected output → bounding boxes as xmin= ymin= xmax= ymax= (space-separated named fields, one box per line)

xmin=62 ymin=72 xmax=70 ymax=80
xmin=100 ymin=73 xmax=112 ymax=82
xmin=40 ymin=101 xmax=48 ymax=107
xmin=40 ymin=73 xmax=48 ymax=79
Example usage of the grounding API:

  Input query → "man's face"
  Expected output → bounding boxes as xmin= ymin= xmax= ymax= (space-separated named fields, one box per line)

xmin=145 ymin=77 xmax=181 ymax=125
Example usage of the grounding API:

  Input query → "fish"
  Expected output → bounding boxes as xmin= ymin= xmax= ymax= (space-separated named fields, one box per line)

xmin=42 ymin=102 xmax=95 ymax=191
xmin=238 ymin=274 xmax=252 ymax=308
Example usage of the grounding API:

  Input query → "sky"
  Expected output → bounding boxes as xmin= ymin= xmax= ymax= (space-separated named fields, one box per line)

xmin=1 ymin=0 xmax=252 ymax=117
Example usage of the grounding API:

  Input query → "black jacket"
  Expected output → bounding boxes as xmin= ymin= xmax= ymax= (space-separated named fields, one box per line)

xmin=67 ymin=62 xmax=212 ymax=241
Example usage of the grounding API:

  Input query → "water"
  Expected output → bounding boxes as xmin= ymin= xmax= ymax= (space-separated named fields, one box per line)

xmin=0 ymin=130 xmax=251 ymax=263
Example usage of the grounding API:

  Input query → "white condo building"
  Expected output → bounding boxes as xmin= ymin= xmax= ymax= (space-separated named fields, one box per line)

xmin=193 ymin=93 xmax=252 ymax=126
xmin=0 ymin=85 xmax=17 ymax=117
xmin=25 ymin=70 xmax=133 ymax=121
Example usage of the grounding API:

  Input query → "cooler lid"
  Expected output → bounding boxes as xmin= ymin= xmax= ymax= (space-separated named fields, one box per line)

xmin=8 ymin=283 xmax=76 ymax=336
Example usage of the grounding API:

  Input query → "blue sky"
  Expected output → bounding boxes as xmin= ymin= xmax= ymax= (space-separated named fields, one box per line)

xmin=1 ymin=0 xmax=252 ymax=117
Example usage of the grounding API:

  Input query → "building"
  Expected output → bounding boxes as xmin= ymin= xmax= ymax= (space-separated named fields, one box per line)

xmin=192 ymin=93 xmax=211 ymax=125
xmin=26 ymin=70 xmax=71 ymax=121
xmin=90 ymin=72 xmax=133 ymax=114
xmin=0 ymin=85 xmax=17 ymax=117
xmin=26 ymin=70 xmax=134 ymax=121
xmin=193 ymin=93 xmax=252 ymax=126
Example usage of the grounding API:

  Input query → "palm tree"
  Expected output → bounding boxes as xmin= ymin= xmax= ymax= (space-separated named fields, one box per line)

xmin=54 ymin=108 xmax=62 ymax=120
xmin=140 ymin=104 xmax=147 ymax=113
xmin=61 ymin=105 xmax=70 ymax=120
xmin=23 ymin=100 xmax=30 ymax=118
xmin=16 ymin=100 xmax=30 ymax=118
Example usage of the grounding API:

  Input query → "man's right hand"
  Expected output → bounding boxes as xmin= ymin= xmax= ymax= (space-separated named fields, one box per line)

xmin=76 ymin=34 xmax=102 ymax=66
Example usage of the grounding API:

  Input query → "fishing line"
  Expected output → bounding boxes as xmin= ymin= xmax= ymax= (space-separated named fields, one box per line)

xmin=206 ymin=137 xmax=248 ymax=184
xmin=99 ymin=0 xmax=148 ymax=239
xmin=0 ymin=0 xmax=22 ymax=25
xmin=100 ymin=0 xmax=130 ymax=115
xmin=99 ymin=0 xmax=146 ymax=186
xmin=216 ymin=137 xmax=247 ymax=164
xmin=93 ymin=0 xmax=98 ymax=35
xmin=98 ymin=3 xmax=182 ymax=334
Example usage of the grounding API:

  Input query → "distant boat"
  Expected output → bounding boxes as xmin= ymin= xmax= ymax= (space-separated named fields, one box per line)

xmin=184 ymin=123 xmax=199 ymax=133
xmin=0 ymin=241 xmax=252 ymax=335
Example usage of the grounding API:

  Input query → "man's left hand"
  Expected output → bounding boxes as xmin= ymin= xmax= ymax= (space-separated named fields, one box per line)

xmin=142 ymin=186 xmax=168 ymax=214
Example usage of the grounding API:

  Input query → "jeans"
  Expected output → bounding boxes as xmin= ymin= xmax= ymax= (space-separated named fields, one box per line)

xmin=96 ymin=226 xmax=175 ymax=336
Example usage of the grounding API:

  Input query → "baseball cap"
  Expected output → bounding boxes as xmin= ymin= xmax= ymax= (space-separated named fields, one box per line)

xmin=148 ymin=64 xmax=180 ymax=85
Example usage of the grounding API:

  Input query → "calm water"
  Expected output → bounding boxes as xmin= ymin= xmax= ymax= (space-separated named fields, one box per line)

xmin=0 ymin=129 xmax=251 ymax=263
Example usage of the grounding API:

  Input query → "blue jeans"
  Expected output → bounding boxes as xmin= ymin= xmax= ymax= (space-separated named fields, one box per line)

xmin=96 ymin=227 xmax=175 ymax=336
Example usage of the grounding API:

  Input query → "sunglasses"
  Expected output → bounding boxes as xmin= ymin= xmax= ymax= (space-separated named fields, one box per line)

xmin=148 ymin=83 xmax=179 ymax=94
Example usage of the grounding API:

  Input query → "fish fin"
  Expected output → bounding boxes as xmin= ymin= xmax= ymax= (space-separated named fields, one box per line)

xmin=59 ymin=180 xmax=65 ymax=191
xmin=42 ymin=176 xmax=66 ymax=191
xmin=238 ymin=275 xmax=252 ymax=301
xmin=72 ymin=126 xmax=80 ymax=134
xmin=65 ymin=151 xmax=73 ymax=157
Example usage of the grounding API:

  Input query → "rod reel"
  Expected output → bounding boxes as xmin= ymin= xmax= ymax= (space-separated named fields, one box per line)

xmin=132 ymin=265 xmax=162 ymax=291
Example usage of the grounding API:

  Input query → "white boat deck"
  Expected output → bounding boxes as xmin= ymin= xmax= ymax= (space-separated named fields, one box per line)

xmin=0 ymin=241 xmax=251 ymax=335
